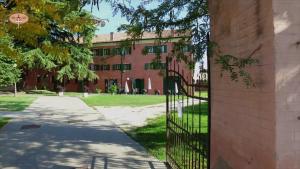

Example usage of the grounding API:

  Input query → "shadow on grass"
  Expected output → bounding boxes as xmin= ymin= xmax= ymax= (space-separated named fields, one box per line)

xmin=126 ymin=116 xmax=167 ymax=161
xmin=0 ymin=96 xmax=36 ymax=111
xmin=125 ymin=103 xmax=209 ymax=162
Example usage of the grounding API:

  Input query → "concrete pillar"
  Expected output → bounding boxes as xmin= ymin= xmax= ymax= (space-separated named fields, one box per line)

xmin=209 ymin=0 xmax=300 ymax=169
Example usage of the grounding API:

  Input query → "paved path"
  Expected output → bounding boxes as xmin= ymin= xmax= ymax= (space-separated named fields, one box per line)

xmin=0 ymin=96 xmax=167 ymax=169
xmin=96 ymin=99 xmax=201 ymax=131
xmin=95 ymin=103 xmax=166 ymax=131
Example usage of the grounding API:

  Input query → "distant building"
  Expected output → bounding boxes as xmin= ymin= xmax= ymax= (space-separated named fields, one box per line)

xmin=24 ymin=31 xmax=192 ymax=94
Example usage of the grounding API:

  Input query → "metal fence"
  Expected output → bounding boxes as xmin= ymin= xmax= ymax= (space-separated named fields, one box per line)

xmin=165 ymin=57 xmax=211 ymax=169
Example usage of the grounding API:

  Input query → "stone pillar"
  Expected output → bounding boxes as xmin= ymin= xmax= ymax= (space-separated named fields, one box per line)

xmin=273 ymin=0 xmax=300 ymax=168
xmin=209 ymin=0 xmax=300 ymax=169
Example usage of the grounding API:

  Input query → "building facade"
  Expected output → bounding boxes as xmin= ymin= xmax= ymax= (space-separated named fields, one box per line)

xmin=23 ymin=31 xmax=192 ymax=94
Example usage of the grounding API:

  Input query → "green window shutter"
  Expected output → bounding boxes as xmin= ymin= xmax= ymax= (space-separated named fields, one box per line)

xmin=153 ymin=46 xmax=158 ymax=53
xmin=93 ymin=49 xmax=97 ymax=57
xmin=161 ymin=63 xmax=166 ymax=69
xmin=94 ymin=64 xmax=100 ymax=71
xmin=144 ymin=46 xmax=149 ymax=54
xmin=99 ymin=49 xmax=104 ymax=56
xmin=149 ymin=46 xmax=154 ymax=53
xmin=150 ymin=63 xmax=154 ymax=69
xmin=163 ymin=45 xmax=168 ymax=53
xmin=103 ymin=49 xmax=110 ymax=55
xmin=105 ymin=65 xmax=110 ymax=70
xmin=128 ymin=47 xmax=132 ymax=55
xmin=111 ymin=48 xmax=116 ymax=55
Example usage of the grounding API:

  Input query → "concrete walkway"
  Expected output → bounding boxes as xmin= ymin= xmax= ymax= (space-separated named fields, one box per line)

xmin=0 ymin=96 xmax=166 ymax=169
xmin=95 ymin=103 xmax=166 ymax=131
xmin=95 ymin=99 xmax=201 ymax=131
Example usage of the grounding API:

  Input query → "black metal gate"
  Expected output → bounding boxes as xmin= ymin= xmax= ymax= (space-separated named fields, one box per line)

xmin=165 ymin=57 xmax=211 ymax=169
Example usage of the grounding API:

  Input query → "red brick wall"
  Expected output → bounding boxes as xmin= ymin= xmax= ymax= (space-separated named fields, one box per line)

xmin=88 ymin=42 xmax=191 ymax=94
xmin=24 ymin=41 xmax=192 ymax=94
xmin=273 ymin=0 xmax=300 ymax=168
xmin=209 ymin=0 xmax=277 ymax=168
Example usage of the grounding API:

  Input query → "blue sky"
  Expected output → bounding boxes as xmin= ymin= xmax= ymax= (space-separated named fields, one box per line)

xmin=85 ymin=2 xmax=128 ymax=34
xmin=85 ymin=1 xmax=161 ymax=34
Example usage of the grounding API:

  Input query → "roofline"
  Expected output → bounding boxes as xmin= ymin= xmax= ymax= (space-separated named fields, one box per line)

xmin=92 ymin=36 xmax=190 ymax=45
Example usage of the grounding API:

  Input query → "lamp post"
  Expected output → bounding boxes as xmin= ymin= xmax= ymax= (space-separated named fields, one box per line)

xmin=120 ymin=47 xmax=126 ymax=91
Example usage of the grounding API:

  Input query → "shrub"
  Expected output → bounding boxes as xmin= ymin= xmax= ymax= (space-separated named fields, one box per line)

xmin=108 ymin=85 xmax=118 ymax=94
xmin=95 ymin=88 xmax=102 ymax=94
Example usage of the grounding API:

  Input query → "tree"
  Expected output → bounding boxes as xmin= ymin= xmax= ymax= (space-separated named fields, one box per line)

xmin=0 ymin=34 xmax=21 ymax=88
xmin=90 ymin=0 xmax=258 ymax=86
xmin=0 ymin=0 xmax=97 ymax=89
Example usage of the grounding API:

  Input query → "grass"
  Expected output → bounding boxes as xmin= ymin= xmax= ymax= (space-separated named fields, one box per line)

xmin=0 ymin=117 xmax=11 ymax=129
xmin=0 ymin=96 xmax=36 ymax=111
xmin=127 ymin=116 xmax=167 ymax=161
xmin=26 ymin=90 xmax=56 ymax=96
xmin=126 ymin=103 xmax=208 ymax=162
xmin=82 ymin=94 xmax=166 ymax=107
xmin=194 ymin=91 xmax=208 ymax=98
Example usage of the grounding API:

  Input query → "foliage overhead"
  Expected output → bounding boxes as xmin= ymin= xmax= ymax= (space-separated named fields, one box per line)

xmin=0 ymin=0 xmax=97 ymax=88
xmin=90 ymin=0 xmax=258 ymax=86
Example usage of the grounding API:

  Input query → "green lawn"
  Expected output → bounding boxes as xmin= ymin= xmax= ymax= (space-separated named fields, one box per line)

xmin=0 ymin=117 xmax=11 ymax=129
xmin=82 ymin=94 xmax=166 ymax=107
xmin=0 ymin=96 xmax=36 ymax=111
xmin=195 ymin=91 xmax=208 ymax=98
xmin=127 ymin=103 xmax=208 ymax=161
xmin=126 ymin=116 xmax=167 ymax=161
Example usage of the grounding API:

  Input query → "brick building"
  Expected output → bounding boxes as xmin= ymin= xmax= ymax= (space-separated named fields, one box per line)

xmin=24 ymin=31 xmax=192 ymax=94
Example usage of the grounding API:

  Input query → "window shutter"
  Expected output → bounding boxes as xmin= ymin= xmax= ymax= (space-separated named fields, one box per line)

xmin=99 ymin=49 xmax=104 ymax=56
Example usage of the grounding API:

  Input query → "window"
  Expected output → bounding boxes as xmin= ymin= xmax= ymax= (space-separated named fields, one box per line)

xmin=99 ymin=49 xmax=104 ymax=56
xmin=144 ymin=63 xmax=150 ymax=70
xmin=102 ymin=64 xmax=110 ymax=71
xmin=162 ymin=45 xmax=168 ymax=53
xmin=111 ymin=48 xmax=119 ymax=55
xmin=112 ymin=47 xmax=131 ymax=55
xmin=181 ymin=45 xmax=190 ymax=52
xmin=93 ymin=49 xmax=97 ymax=57
xmin=145 ymin=45 xmax=167 ymax=54
xmin=93 ymin=48 xmax=103 ymax=57
xmin=155 ymin=45 xmax=167 ymax=53
xmin=112 ymin=64 xmax=118 ymax=70
xmin=94 ymin=64 xmax=100 ymax=71
xmin=144 ymin=62 xmax=166 ymax=70
xmin=94 ymin=79 xmax=98 ymax=84
xmin=112 ymin=64 xmax=131 ymax=70
xmin=145 ymin=46 xmax=154 ymax=53
xmin=89 ymin=64 xmax=94 ymax=70
xmin=103 ymin=49 xmax=110 ymax=55
xmin=125 ymin=47 xmax=132 ymax=55
xmin=123 ymin=64 xmax=132 ymax=70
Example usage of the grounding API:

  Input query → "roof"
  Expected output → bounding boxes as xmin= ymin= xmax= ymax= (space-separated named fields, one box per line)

xmin=91 ymin=30 xmax=189 ymax=43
